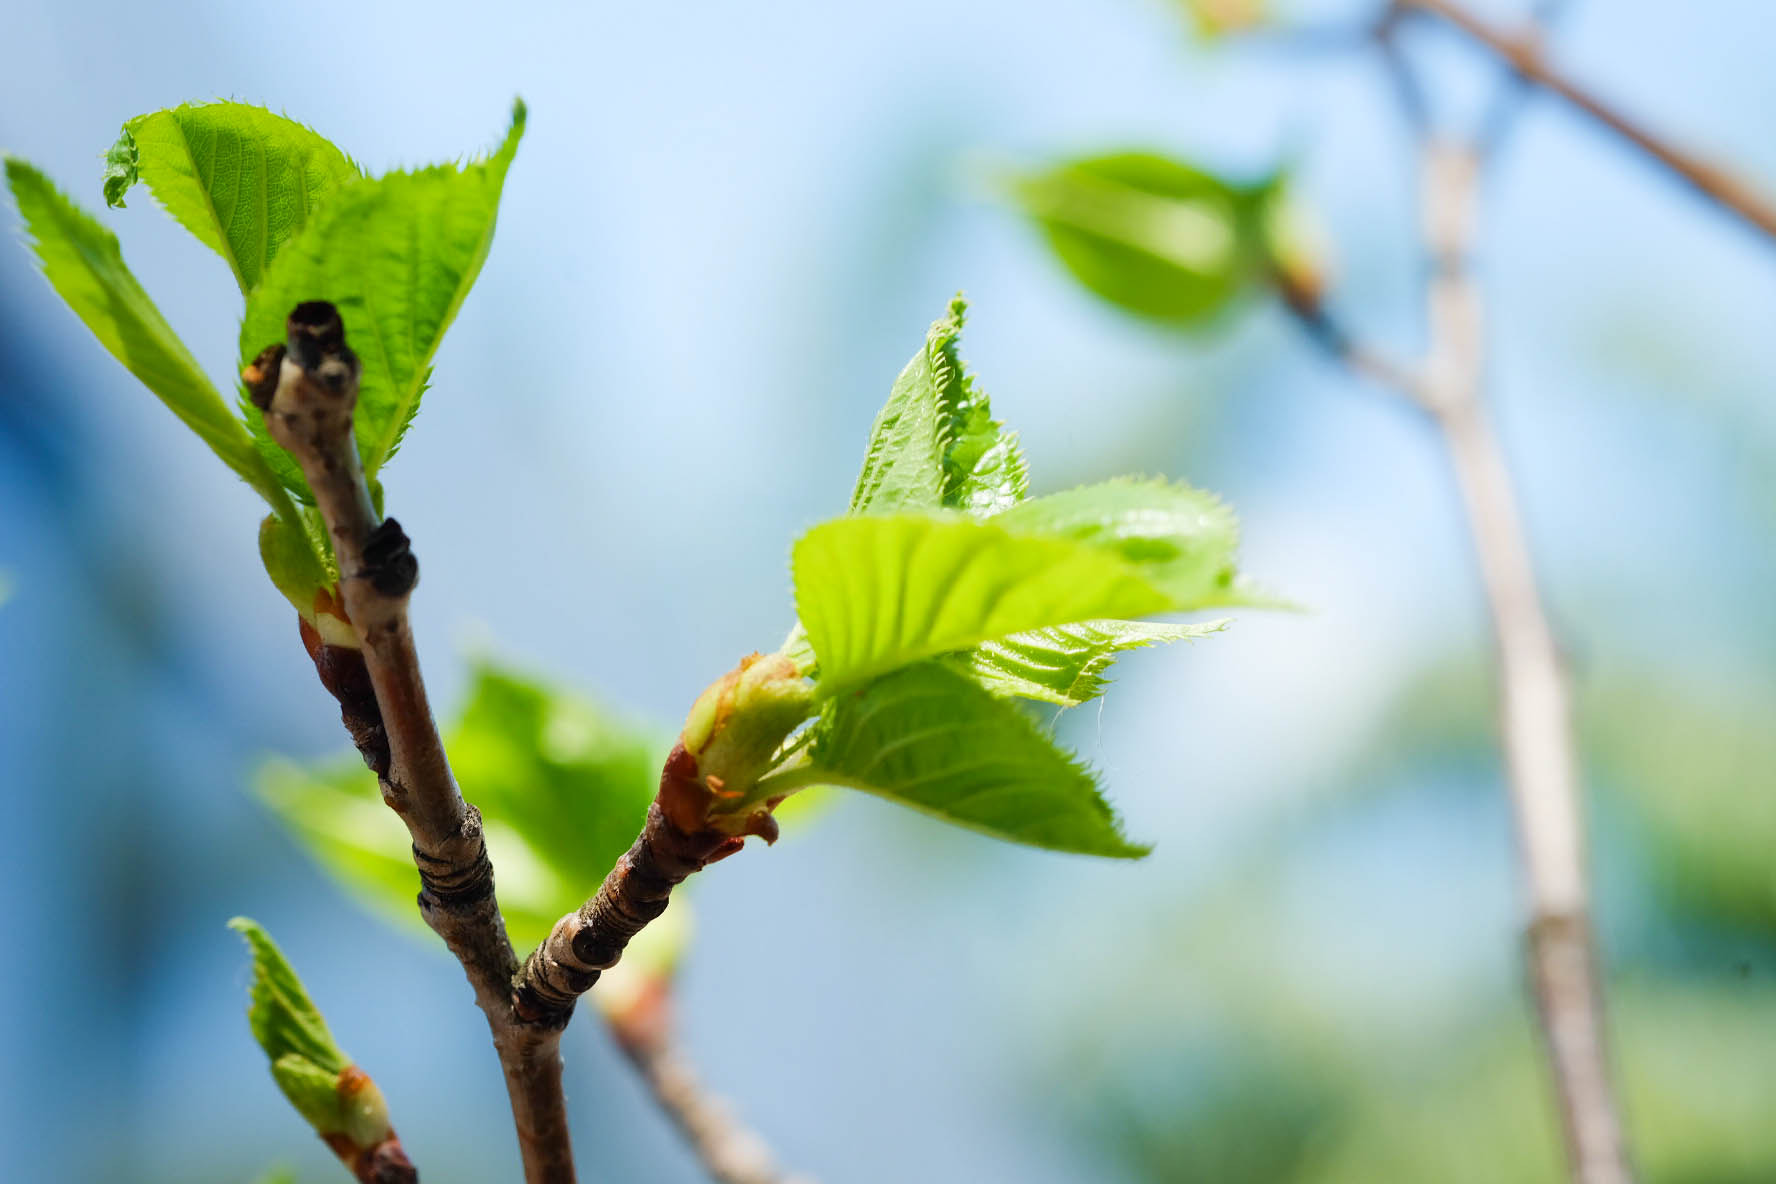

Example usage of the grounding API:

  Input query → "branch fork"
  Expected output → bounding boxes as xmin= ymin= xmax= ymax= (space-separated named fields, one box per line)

xmin=247 ymin=304 xmax=810 ymax=1184
xmin=247 ymin=303 xmax=572 ymax=1184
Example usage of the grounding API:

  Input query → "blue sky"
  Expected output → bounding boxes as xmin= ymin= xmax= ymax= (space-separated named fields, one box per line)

xmin=2 ymin=1 xmax=1774 ymax=1180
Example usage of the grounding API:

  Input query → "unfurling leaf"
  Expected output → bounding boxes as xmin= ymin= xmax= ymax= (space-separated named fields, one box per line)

xmin=991 ymin=478 xmax=1240 ymax=606
xmin=849 ymin=295 xmax=1029 ymax=515
xmin=230 ymin=918 xmax=348 ymax=1077
xmin=3 ymin=157 xmax=293 ymax=513
xmin=260 ymin=659 xmax=663 ymax=950
xmin=228 ymin=918 xmax=393 ymax=1148
xmin=793 ymin=514 xmax=1175 ymax=695
xmin=240 ymin=100 xmax=526 ymax=497
xmin=794 ymin=486 xmax=1241 ymax=695
xmin=1011 ymin=153 xmax=1271 ymax=327
xmin=958 ymin=618 xmax=1228 ymax=707
xmin=802 ymin=662 xmax=1147 ymax=857
xmin=106 ymin=103 xmax=359 ymax=292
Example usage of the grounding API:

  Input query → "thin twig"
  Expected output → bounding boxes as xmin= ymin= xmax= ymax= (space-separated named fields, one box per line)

xmin=1280 ymin=15 xmax=1633 ymax=1177
xmin=1271 ymin=268 xmax=1432 ymax=408
xmin=514 ymin=744 xmax=745 ymax=1027
xmin=605 ymin=978 xmax=812 ymax=1184
xmin=1401 ymin=0 xmax=1776 ymax=243
xmin=1472 ymin=0 xmax=1572 ymax=159
xmin=246 ymin=303 xmax=575 ymax=1184
xmin=1415 ymin=135 xmax=1630 ymax=1184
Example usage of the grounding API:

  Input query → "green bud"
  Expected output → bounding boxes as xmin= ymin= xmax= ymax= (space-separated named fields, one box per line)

xmin=680 ymin=653 xmax=815 ymax=816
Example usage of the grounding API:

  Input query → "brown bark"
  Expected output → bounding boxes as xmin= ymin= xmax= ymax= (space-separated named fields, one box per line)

xmin=514 ymin=743 xmax=742 ymax=1027
xmin=249 ymin=303 xmax=575 ymax=1184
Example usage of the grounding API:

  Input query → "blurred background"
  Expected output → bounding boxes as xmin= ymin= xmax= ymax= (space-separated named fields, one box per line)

xmin=4 ymin=0 xmax=1775 ymax=1180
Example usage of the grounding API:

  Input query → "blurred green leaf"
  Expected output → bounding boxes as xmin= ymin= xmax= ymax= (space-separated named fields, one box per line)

xmin=1011 ymin=153 xmax=1270 ymax=327
xmin=1296 ymin=986 xmax=1776 ymax=1184
xmin=260 ymin=659 xmax=663 ymax=951
xmin=240 ymin=100 xmax=526 ymax=496
xmin=1586 ymin=676 xmax=1776 ymax=934
xmin=1178 ymin=0 xmax=1269 ymax=40
xmin=956 ymin=618 xmax=1227 ymax=707
xmin=799 ymin=661 xmax=1147 ymax=857
xmin=3 ymin=156 xmax=297 ymax=516
xmin=105 ymin=102 xmax=359 ymax=292
xmin=849 ymin=296 xmax=1028 ymax=516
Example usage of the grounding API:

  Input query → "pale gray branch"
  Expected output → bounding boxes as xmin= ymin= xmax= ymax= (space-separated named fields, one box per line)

xmin=1418 ymin=145 xmax=1628 ymax=1178
xmin=1277 ymin=15 xmax=1634 ymax=1179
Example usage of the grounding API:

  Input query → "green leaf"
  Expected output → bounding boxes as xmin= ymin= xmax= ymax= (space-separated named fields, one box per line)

xmin=848 ymin=296 xmax=1028 ymax=516
xmin=957 ymin=618 xmax=1228 ymax=707
xmin=934 ymin=303 xmax=1029 ymax=516
xmin=795 ymin=487 xmax=1245 ymax=695
xmin=240 ymin=100 xmax=526 ymax=496
xmin=106 ymin=103 xmax=359 ymax=293
xmin=1011 ymin=153 xmax=1269 ymax=327
xmin=794 ymin=513 xmax=1178 ymax=695
xmin=258 ymin=511 xmax=335 ymax=618
xmin=991 ymin=478 xmax=1241 ymax=606
xmin=229 ymin=919 xmax=395 ymax=1147
xmin=259 ymin=658 xmax=662 ymax=950
xmin=4 ymin=156 xmax=293 ymax=512
xmin=798 ymin=662 xmax=1146 ymax=857
xmin=269 ymin=1054 xmax=347 ymax=1135
xmin=228 ymin=917 xmax=349 ymax=1076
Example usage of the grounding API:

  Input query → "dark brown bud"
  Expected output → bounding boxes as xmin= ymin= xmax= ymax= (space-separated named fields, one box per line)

xmin=286 ymin=300 xmax=360 ymax=392
xmin=363 ymin=518 xmax=419 ymax=597
xmin=242 ymin=344 xmax=286 ymax=410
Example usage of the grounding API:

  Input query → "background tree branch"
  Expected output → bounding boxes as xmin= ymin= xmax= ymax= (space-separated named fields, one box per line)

xmin=604 ymin=977 xmax=813 ymax=1184
xmin=1267 ymin=10 xmax=1638 ymax=1180
xmin=1401 ymin=0 xmax=1776 ymax=243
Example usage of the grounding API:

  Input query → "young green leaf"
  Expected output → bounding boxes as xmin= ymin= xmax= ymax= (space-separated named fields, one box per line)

xmin=229 ymin=918 xmax=398 ymax=1155
xmin=229 ymin=917 xmax=349 ymax=1078
xmin=4 ymin=156 xmax=294 ymax=512
xmin=992 ymin=478 xmax=1240 ymax=606
xmin=240 ymin=100 xmax=526 ymax=496
xmin=793 ymin=513 xmax=1179 ymax=694
xmin=957 ymin=618 xmax=1228 ymax=707
xmin=105 ymin=103 xmax=360 ymax=293
xmin=849 ymin=296 xmax=1028 ymax=516
xmin=794 ymin=662 xmax=1147 ymax=857
xmin=258 ymin=511 xmax=337 ymax=623
xmin=934 ymin=302 xmax=1029 ymax=516
xmin=1011 ymin=153 xmax=1269 ymax=327
xmin=260 ymin=659 xmax=662 ymax=950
